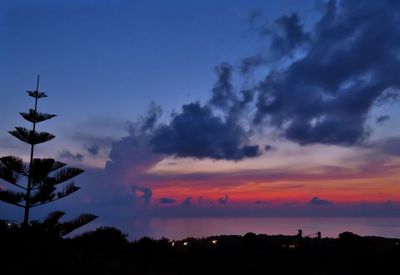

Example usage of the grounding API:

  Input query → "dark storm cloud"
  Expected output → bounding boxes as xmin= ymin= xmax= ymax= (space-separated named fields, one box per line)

xmin=240 ymin=54 xmax=266 ymax=75
xmin=376 ymin=115 xmax=390 ymax=124
xmin=59 ymin=150 xmax=84 ymax=162
xmin=98 ymin=62 xmax=261 ymax=162
xmin=266 ymin=13 xmax=310 ymax=55
xmin=308 ymin=197 xmax=333 ymax=206
xmin=243 ymin=12 xmax=309 ymax=72
xmin=159 ymin=197 xmax=177 ymax=204
xmin=209 ymin=63 xmax=255 ymax=117
xmin=210 ymin=63 xmax=235 ymax=110
xmin=254 ymin=0 xmax=400 ymax=145
xmin=139 ymin=102 xmax=162 ymax=133
xmin=146 ymin=62 xmax=260 ymax=161
xmin=150 ymin=102 xmax=259 ymax=160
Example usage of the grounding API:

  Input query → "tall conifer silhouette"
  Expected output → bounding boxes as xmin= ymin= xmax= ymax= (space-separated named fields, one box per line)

xmin=0 ymin=76 xmax=96 ymax=234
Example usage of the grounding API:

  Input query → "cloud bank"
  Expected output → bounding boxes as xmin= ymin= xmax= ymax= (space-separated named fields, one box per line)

xmin=253 ymin=0 xmax=400 ymax=145
xmin=131 ymin=0 xmax=400 ymax=163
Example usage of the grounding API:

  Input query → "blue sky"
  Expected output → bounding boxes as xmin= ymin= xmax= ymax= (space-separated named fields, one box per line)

xmin=0 ymin=0 xmax=319 ymax=128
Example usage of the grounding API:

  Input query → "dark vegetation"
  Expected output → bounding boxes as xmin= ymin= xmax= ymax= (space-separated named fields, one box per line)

xmin=1 ymin=222 xmax=399 ymax=275
xmin=0 ymin=76 xmax=96 ymax=234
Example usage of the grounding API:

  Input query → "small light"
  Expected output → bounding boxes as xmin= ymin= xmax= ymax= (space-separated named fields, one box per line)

xmin=6 ymin=222 xmax=11 ymax=227
xmin=171 ymin=241 xmax=175 ymax=247
xmin=183 ymin=241 xmax=189 ymax=246
xmin=211 ymin=240 xmax=217 ymax=244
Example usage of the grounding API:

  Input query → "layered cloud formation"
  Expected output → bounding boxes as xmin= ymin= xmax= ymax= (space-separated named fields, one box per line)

xmin=124 ymin=0 xmax=400 ymax=162
xmin=252 ymin=0 xmax=400 ymax=146
xmin=150 ymin=102 xmax=259 ymax=160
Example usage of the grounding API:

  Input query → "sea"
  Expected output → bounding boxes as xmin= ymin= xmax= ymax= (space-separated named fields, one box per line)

xmin=125 ymin=217 xmax=400 ymax=240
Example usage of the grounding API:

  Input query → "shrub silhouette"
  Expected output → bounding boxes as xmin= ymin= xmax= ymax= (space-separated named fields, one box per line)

xmin=0 ymin=76 xmax=96 ymax=234
xmin=73 ymin=226 xmax=129 ymax=250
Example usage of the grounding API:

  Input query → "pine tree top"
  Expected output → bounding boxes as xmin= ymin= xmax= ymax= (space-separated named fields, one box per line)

xmin=26 ymin=90 xmax=47 ymax=99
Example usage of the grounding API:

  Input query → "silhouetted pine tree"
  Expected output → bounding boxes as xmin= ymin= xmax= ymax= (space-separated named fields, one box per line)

xmin=0 ymin=76 xmax=96 ymax=235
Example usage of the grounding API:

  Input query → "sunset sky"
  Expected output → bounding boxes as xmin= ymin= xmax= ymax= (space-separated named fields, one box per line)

xmin=1 ymin=0 xmax=400 ymax=227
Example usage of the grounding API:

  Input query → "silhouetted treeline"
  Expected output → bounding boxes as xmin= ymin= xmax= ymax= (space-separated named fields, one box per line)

xmin=1 ymin=222 xmax=399 ymax=275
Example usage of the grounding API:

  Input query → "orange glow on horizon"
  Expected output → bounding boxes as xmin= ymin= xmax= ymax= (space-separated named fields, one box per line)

xmin=119 ymin=141 xmax=400 ymax=207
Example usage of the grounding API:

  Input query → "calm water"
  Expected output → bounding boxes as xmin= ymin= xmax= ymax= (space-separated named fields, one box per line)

xmin=126 ymin=217 xmax=400 ymax=240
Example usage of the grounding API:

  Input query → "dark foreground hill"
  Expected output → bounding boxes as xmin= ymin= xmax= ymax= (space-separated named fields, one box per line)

xmin=1 ymin=224 xmax=399 ymax=275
